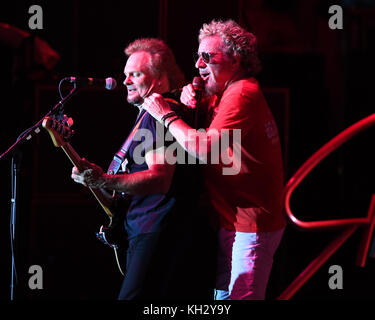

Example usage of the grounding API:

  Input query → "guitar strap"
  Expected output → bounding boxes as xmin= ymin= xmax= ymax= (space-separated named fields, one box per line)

xmin=107 ymin=96 xmax=180 ymax=176
xmin=107 ymin=110 xmax=147 ymax=175
xmin=96 ymin=112 xmax=149 ymax=256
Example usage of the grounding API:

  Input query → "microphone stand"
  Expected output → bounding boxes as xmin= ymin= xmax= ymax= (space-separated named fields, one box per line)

xmin=0 ymin=83 xmax=80 ymax=300
xmin=10 ymin=149 xmax=21 ymax=301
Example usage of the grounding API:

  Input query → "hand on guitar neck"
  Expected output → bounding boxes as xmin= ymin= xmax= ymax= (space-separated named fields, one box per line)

xmin=41 ymin=116 xmax=115 ymax=218
xmin=71 ymin=158 xmax=107 ymax=189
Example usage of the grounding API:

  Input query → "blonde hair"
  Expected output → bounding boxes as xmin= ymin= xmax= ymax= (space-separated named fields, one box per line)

xmin=199 ymin=19 xmax=262 ymax=77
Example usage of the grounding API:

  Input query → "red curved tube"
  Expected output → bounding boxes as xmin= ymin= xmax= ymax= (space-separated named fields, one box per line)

xmin=278 ymin=113 xmax=375 ymax=300
xmin=285 ymin=113 xmax=375 ymax=230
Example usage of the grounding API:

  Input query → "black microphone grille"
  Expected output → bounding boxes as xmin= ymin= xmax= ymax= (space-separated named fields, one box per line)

xmin=192 ymin=77 xmax=204 ymax=90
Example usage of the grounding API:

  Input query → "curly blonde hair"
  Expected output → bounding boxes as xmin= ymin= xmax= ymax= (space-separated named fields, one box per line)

xmin=199 ymin=19 xmax=262 ymax=77
xmin=125 ymin=38 xmax=185 ymax=90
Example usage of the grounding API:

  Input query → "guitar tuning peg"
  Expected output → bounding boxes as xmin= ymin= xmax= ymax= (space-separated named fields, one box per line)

xmin=63 ymin=114 xmax=74 ymax=127
xmin=66 ymin=129 xmax=73 ymax=140
xmin=57 ymin=122 xmax=64 ymax=133
xmin=67 ymin=117 xmax=74 ymax=127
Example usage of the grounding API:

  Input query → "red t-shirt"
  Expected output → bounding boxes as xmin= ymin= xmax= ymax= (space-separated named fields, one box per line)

xmin=203 ymin=78 xmax=286 ymax=232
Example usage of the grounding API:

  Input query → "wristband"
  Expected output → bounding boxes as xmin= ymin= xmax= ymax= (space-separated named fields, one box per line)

xmin=166 ymin=115 xmax=180 ymax=130
xmin=161 ymin=111 xmax=177 ymax=124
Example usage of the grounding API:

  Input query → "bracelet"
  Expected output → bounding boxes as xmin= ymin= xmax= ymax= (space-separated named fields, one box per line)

xmin=161 ymin=111 xmax=177 ymax=124
xmin=166 ymin=115 xmax=180 ymax=130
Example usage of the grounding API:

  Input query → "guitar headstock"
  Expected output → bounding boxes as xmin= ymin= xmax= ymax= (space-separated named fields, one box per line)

xmin=42 ymin=115 xmax=75 ymax=147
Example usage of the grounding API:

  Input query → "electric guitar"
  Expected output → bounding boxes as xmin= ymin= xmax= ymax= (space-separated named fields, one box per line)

xmin=42 ymin=115 xmax=128 ymax=272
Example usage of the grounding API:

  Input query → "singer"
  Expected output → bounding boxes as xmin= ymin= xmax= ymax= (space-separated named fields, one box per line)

xmin=142 ymin=20 xmax=286 ymax=300
xmin=71 ymin=38 xmax=213 ymax=300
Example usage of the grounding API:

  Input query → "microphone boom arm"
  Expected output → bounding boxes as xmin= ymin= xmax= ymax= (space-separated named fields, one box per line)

xmin=0 ymin=84 xmax=80 ymax=161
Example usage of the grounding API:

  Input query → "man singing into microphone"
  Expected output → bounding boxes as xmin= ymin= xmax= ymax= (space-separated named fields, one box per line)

xmin=71 ymin=38 xmax=212 ymax=300
xmin=142 ymin=20 xmax=286 ymax=300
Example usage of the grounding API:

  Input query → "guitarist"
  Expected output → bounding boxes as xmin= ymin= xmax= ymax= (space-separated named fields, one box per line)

xmin=71 ymin=38 xmax=212 ymax=300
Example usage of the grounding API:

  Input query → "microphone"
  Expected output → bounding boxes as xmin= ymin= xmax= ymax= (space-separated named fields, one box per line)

xmin=192 ymin=77 xmax=204 ymax=128
xmin=67 ymin=77 xmax=117 ymax=90
xmin=192 ymin=76 xmax=204 ymax=104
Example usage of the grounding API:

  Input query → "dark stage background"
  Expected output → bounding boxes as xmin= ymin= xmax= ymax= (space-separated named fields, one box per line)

xmin=0 ymin=0 xmax=374 ymax=301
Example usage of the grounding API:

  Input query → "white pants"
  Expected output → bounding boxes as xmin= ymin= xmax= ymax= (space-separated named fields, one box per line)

xmin=214 ymin=228 xmax=284 ymax=300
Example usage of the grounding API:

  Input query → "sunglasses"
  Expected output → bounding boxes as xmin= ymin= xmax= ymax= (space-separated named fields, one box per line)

xmin=194 ymin=52 xmax=218 ymax=64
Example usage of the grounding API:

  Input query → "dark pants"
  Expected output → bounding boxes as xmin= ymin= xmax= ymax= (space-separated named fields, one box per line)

xmin=118 ymin=221 xmax=216 ymax=300
xmin=118 ymin=232 xmax=165 ymax=300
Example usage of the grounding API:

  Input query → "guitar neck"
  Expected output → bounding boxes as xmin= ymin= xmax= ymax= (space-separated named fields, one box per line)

xmin=61 ymin=144 xmax=83 ymax=171
xmin=61 ymin=144 xmax=113 ymax=218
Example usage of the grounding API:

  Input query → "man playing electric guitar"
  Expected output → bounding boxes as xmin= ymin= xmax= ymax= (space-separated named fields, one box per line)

xmin=71 ymin=38 xmax=213 ymax=300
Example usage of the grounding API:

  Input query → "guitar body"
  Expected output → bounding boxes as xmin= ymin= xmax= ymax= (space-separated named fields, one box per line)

xmin=96 ymin=193 xmax=129 ymax=249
